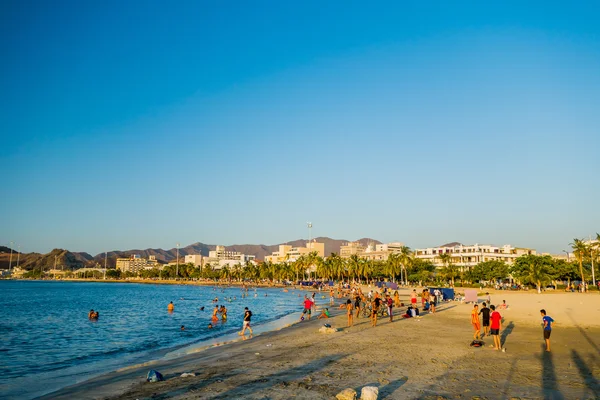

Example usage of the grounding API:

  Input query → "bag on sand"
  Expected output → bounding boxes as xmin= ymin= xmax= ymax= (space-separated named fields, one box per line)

xmin=470 ymin=340 xmax=484 ymax=347
xmin=147 ymin=369 xmax=164 ymax=382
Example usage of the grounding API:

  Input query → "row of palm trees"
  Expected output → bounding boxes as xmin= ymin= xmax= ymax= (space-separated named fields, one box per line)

xmin=52 ymin=236 xmax=598 ymax=287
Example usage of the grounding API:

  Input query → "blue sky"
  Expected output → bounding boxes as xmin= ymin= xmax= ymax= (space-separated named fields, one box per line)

xmin=1 ymin=1 xmax=599 ymax=255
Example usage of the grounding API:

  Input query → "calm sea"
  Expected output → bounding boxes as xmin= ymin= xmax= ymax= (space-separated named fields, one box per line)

xmin=0 ymin=280 xmax=302 ymax=399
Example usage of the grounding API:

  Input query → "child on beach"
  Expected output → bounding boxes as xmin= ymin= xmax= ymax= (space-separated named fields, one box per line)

xmin=411 ymin=290 xmax=417 ymax=306
xmin=471 ymin=304 xmax=481 ymax=340
xmin=540 ymin=309 xmax=554 ymax=352
xmin=346 ymin=299 xmax=354 ymax=327
xmin=318 ymin=308 xmax=330 ymax=319
xmin=489 ymin=305 xmax=502 ymax=350
xmin=386 ymin=294 xmax=393 ymax=322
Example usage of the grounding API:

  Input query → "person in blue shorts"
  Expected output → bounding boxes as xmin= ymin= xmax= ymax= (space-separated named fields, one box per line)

xmin=540 ymin=309 xmax=554 ymax=352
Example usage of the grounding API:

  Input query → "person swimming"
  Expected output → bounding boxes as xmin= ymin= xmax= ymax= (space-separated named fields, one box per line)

xmin=180 ymin=325 xmax=185 ymax=331
xmin=89 ymin=310 xmax=99 ymax=320
xmin=208 ymin=323 xmax=213 ymax=329
xmin=199 ymin=306 xmax=205 ymax=311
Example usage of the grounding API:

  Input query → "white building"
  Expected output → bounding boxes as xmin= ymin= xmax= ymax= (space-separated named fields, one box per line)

xmin=340 ymin=241 xmax=405 ymax=261
xmin=203 ymin=245 xmax=256 ymax=270
xmin=184 ymin=254 xmax=203 ymax=267
xmin=264 ymin=242 xmax=325 ymax=264
xmin=415 ymin=243 xmax=536 ymax=268
xmin=116 ymin=255 xmax=160 ymax=274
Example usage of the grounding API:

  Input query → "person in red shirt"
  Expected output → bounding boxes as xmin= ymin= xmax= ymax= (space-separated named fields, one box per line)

xmin=489 ymin=305 xmax=502 ymax=350
xmin=300 ymin=295 xmax=313 ymax=321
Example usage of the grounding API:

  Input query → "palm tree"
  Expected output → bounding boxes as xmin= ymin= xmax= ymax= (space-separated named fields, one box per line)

xmin=294 ymin=256 xmax=306 ymax=282
xmin=571 ymin=238 xmax=589 ymax=290
xmin=511 ymin=254 xmax=554 ymax=293
xmin=385 ymin=253 xmax=402 ymax=282
xmin=347 ymin=255 xmax=362 ymax=282
xmin=438 ymin=253 xmax=457 ymax=286
xmin=398 ymin=246 xmax=412 ymax=285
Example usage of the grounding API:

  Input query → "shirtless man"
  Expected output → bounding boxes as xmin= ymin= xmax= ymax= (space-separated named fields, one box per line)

xmin=471 ymin=304 xmax=481 ymax=340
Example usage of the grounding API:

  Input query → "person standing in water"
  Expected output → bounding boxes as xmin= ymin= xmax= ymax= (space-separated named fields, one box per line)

xmin=168 ymin=302 xmax=174 ymax=312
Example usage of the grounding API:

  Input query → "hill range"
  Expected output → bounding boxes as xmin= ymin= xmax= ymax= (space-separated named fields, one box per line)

xmin=0 ymin=237 xmax=382 ymax=271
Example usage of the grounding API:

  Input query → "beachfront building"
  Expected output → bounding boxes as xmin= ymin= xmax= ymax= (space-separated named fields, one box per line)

xmin=339 ymin=241 xmax=405 ymax=261
xmin=264 ymin=241 xmax=325 ymax=264
xmin=116 ymin=255 xmax=160 ymax=274
xmin=184 ymin=254 xmax=203 ymax=267
xmin=202 ymin=246 xmax=256 ymax=270
xmin=339 ymin=242 xmax=365 ymax=258
xmin=414 ymin=243 xmax=536 ymax=268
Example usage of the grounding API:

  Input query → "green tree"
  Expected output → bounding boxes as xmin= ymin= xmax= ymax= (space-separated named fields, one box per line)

xmin=510 ymin=254 xmax=554 ymax=293
xmin=385 ymin=253 xmax=402 ymax=282
xmin=571 ymin=238 xmax=589 ymax=289
xmin=469 ymin=260 xmax=509 ymax=283
xmin=438 ymin=253 xmax=459 ymax=286
xmin=554 ymin=259 xmax=578 ymax=288
xmin=398 ymin=246 xmax=413 ymax=285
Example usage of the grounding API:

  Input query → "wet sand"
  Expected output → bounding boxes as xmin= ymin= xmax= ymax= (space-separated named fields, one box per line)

xmin=41 ymin=289 xmax=600 ymax=399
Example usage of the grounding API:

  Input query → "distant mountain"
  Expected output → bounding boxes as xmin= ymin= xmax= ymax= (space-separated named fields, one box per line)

xmin=13 ymin=249 xmax=91 ymax=271
xmin=94 ymin=237 xmax=383 ymax=262
xmin=0 ymin=237 xmax=386 ymax=270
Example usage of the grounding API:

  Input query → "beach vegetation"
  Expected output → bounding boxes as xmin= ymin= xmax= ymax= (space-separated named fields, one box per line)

xmin=509 ymin=254 xmax=555 ymax=293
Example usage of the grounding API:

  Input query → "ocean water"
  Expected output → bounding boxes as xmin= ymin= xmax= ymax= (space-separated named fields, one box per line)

xmin=0 ymin=280 xmax=303 ymax=399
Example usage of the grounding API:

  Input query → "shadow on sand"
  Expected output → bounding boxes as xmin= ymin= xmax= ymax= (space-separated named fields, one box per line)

xmin=571 ymin=349 xmax=600 ymax=396
xmin=500 ymin=321 xmax=514 ymax=347
xmin=541 ymin=347 xmax=564 ymax=400
xmin=211 ymin=353 xmax=347 ymax=399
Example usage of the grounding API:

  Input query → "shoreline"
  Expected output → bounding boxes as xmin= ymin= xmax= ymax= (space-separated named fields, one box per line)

xmin=38 ymin=290 xmax=600 ymax=399
xmin=1 ymin=282 xmax=304 ymax=400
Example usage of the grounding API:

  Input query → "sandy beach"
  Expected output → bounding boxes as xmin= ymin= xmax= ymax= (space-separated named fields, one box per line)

xmin=41 ymin=289 xmax=600 ymax=399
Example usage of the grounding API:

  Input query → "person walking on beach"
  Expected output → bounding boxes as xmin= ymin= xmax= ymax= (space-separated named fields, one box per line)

xmin=240 ymin=307 xmax=253 ymax=338
xmin=386 ymin=294 xmax=393 ymax=322
xmin=489 ymin=305 xmax=502 ymax=350
xmin=300 ymin=295 xmax=312 ymax=321
xmin=346 ymin=299 xmax=354 ymax=327
xmin=429 ymin=289 xmax=436 ymax=313
xmin=479 ymin=302 xmax=490 ymax=337
xmin=471 ymin=304 xmax=481 ymax=340
xmin=540 ymin=309 xmax=554 ymax=352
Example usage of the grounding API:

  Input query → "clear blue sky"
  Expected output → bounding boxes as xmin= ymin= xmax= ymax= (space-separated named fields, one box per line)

xmin=1 ymin=1 xmax=598 ymax=256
